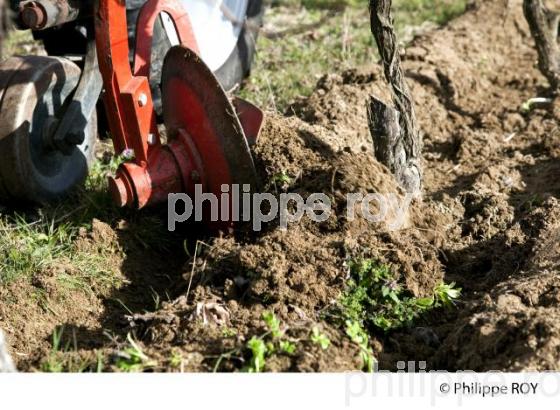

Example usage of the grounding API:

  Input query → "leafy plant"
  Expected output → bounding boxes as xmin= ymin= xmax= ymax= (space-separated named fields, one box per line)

xmin=279 ymin=340 xmax=297 ymax=355
xmin=243 ymin=311 xmax=298 ymax=372
xmin=272 ymin=172 xmax=292 ymax=186
xmin=263 ymin=311 xmax=282 ymax=338
xmin=340 ymin=259 xmax=461 ymax=332
xmin=433 ymin=282 xmax=461 ymax=307
xmin=345 ymin=320 xmax=375 ymax=372
xmin=246 ymin=337 xmax=267 ymax=373
xmin=310 ymin=326 xmax=331 ymax=350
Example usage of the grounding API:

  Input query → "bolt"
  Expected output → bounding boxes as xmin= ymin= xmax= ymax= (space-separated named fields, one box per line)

xmin=190 ymin=170 xmax=200 ymax=182
xmin=20 ymin=2 xmax=46 ymax=30
xmin=137 ymin=93 xmax=148 ymax=107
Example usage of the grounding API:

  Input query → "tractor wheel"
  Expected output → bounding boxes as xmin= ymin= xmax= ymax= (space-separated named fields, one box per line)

xmin=212 ymin=0 xmax=265 ymax=91
xmin=0 ymin=55 xmax=97 ymax=204
xmin=127 ymin=0 xmax=264 ymax=93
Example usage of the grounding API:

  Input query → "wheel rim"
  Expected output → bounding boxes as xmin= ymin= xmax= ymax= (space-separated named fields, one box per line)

xmin=0 ymin=56 xmax=96 ymax=201
xmin=161 ymin=0 xmax=249 ymax=71
xmin=29 ymin=80 xmax=74 ymax=178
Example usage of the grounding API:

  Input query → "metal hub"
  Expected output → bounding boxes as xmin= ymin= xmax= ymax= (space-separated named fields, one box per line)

xmin=0 ymin=55 xmax=96 ymax=203
xmin=162 ymin=45 xmax=258 ymax=194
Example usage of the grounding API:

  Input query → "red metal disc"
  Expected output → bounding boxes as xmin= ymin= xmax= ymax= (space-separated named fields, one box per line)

xmin=161 ymin=45 xmax=259 ymax=196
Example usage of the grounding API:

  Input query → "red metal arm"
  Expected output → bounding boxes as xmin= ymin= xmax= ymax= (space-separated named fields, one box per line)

xmin=95 ymin=0 xmax=199 ymax=208
xmin=95 ymin=0 xmax=198 ymax=163
xmin=133 ymin=0 xmax=199 ymax=77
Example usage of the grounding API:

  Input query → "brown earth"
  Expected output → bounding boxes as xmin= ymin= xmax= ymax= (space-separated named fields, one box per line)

xmin=2 ymin=0 xmax=560 ymax=371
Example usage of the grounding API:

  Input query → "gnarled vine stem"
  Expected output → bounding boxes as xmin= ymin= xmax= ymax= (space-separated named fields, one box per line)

xmin=367 ymin=0 xmax=423 ymax=196
xmin=523 ymin=0 xmax=560 ymax=91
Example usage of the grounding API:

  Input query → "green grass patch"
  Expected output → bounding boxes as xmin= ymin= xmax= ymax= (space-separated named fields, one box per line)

xmin=0 ymin=147 xmax=177 ymax=290
xmin=0 ymin=152 xmax=126 ymax=289
xmin=241 ymin=0 xmax=467 ymax=111
xmin=393 ymin=0 xmax=468 ymax=26
xmin=0 ymin=212 xmax=120 ymax=291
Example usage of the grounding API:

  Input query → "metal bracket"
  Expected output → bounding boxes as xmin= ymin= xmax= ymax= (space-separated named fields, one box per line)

xmin=51 ymin=31 xmax=102 ymax=154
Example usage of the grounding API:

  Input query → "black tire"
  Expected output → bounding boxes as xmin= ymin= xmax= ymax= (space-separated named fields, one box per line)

xmin=0 ymin=56 xmax=97 ymax=204
xmin=214 ymin=0 xmax=265 ymax=91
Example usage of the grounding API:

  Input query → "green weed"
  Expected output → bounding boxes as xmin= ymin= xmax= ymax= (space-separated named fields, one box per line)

xmin=340 ymin=259 xmax=461 ymax=331
xmin=262 ymin=310 xmax=282 ymax=338
xmin=169 ymin=349 xmax=183 ymax=369
xmin=271 ymin=171 xmax=293 ymax=190
xmin=433 ymin=281 xmax=462 ymax=307
xmin=345 ymin=320 xmax=376 ymax=372
xmin=279 ymin=340 xmax=297 ymax=354
xmin=310 ymin=326 xmax=331 ymax=350
xmin=41 ymin=327 xmax=66 ymax=373
xmin=114 ymin=334 xmax=156 ymax=372
xmin=243 ymin=311 xmax=296 ymax=372
xmin=246 ymin=336 xmax=268 ymax=372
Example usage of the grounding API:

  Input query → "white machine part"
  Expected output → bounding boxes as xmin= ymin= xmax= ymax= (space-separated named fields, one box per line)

xmin=161 ymin=0 xmax=249 ymax=71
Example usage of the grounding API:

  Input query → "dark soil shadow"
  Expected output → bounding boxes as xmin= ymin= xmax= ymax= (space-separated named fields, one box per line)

xmin=38 ymin=202 xmax=199 ymax=357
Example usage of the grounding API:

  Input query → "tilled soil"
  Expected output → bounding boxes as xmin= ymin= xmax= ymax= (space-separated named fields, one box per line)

xmin=2 ymin=0 xmax=560 ymax=371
